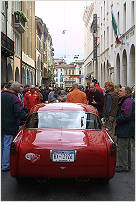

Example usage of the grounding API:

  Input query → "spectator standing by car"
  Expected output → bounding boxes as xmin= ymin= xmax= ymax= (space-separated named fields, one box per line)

xmin=1 ymin=81 xmax=27 ymax=171
xmin=23 ymin=84 xmax=30 ymax=96
xmin=6 ymin=80 xmax=14 ymax=89
xmin=24 ymin=85 xmax=41 ymax=112
xmin=103 ymin=81 xmax=119 ymax=142
xmin=115 ymin=86 xmax=135 ymax=172
xmin=66 ymin=83 xmax=87 ymax=104
xmin=92 ymin=79 xmax=104 ymax=94
xmin=85 ymin=86 xmax=90 ymax=98
xmin=88 ymin=82 xmax=104 ymax=118
xmin=35 ymin=85 xmax=44 ymax=103
xmin=18 ymin=86 xmax=24 ymax=107
xmin=40 ymin=87 xmax=50 ymax=102
xmin=48 ymin=88 xmax=55 ymax=103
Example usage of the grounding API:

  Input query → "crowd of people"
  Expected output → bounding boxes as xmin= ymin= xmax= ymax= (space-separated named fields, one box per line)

xmin=1 ymin=79 xmax=135 ymax=173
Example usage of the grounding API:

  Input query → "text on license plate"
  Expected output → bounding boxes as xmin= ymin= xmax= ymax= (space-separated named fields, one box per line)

xmin=51 ymin=150 xmax=76 ymax=162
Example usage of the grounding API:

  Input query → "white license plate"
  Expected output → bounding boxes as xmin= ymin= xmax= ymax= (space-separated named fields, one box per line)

xmin=51 ymin=150 xmax=76 ymax=162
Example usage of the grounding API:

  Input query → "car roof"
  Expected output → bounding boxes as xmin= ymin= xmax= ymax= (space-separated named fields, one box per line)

xmin=30 ymin=103 xmax=99 ymax=116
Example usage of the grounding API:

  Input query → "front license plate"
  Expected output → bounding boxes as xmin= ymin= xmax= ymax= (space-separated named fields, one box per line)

xmin=51 ymin=150 xmax=76 ymax=162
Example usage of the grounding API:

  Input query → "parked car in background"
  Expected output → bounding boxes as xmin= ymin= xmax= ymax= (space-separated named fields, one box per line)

xmin=10 ymin=103 xmax=116 ymax=183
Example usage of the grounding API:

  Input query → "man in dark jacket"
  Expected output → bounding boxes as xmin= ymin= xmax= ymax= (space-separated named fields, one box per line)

xmin=1 ymin=81 xmax=28 ymax=171
xmin=115 ymin=86 xmax=135 ymax=172
xmin=87 ymin=82 xmax=104 ymax=118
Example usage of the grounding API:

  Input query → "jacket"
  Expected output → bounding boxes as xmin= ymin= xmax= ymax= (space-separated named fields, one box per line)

xmin=95 ymin=84 xmax=104 ymax=94
xmin=103 ymin=90 xmax=119 ymax=119
xmin=87 ymin=89 xmax=104 ymax=117
xmin=66 ymin=88 xmax=87 ymax=104
xmin=1 ymin=90 xmax=27 ymax=136
xmin=24 ymin=90 xmax=41 ymax=111
xmin=115 ymin=96 xmax=135 ymax=138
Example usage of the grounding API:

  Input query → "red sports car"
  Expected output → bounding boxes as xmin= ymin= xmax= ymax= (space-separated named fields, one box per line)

xmin=10 ymin=103 xmax=116 ymax=182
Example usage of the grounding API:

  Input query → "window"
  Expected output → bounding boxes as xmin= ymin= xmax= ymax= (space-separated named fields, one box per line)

xmin=37 ymin=36 xmax=41 ymax=51
xmin=25 ymin=111 xmax=102 ymax=130
xmin=117 ymin=12 xmax=119 ymax=28
xmin=2 ymin=2 xmax=5 ymax=15
xmin=101 ymin=35 xmax=102 ymax=52
xmin=104 ymin=31 xmax=105 ymax=50
xmin=79 ymin=70 xmax=81 ymax=74
xmin=123 ymin=2 xmax=126 ymax=32
xmin=107 ymin=26 xmax=109 ymax=47
xmin=72 ymin=70 xmax=74 ymax=75
xmin=101 ymin=7 xmax=102 ymax=23
xmin=15 ymin=32 xmax=21 ymax=57
xmin=131 ymin=1 xmax=135 ymax=26
xmin=69 ymin=70 xmax=71 ymax=75
xmin=15 ymin=1 xmax=21 ymax=10
xmin=104 ymin=1 xmax=105 ymax=19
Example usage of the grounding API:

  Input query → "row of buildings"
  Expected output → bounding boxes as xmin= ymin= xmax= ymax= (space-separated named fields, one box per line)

xmin=54 ymin=58 xmax=84 ymax=89
xmin=1 ymin=1 xmax=55 ymax=87
xmin=1 ymin=1 xmax=135 ymax=89
xmin=83 ymin=0 xmax=135 ymax=88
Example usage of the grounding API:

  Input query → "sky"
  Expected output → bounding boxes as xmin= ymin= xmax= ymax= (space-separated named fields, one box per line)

xmin=35 ymin=1 xmax=91 ymax=64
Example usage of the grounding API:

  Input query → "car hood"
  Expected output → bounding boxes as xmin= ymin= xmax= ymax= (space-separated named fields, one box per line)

xmin=21 ymin=128 xmax=106 ymax=149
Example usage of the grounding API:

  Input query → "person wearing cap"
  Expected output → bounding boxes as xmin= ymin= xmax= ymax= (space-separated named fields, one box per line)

xmin=1 ymin=81 xmax=28 ymax=171
xmin=24 ymin=85 xmax=41 ymax=111
xmin=66 ymin=83 xmax=87 ymax=104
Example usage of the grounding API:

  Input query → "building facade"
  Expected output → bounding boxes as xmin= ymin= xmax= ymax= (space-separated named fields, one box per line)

xmin=1 ymin=1 xmax=14 ymax=83
xmin=22 ymin=1 xmax=35 ymax=86
xmin=1 ymin=1 xmax=35 ymax=85
xmin=83 ymin=3 xmax=95 ymax=86
xmin=83 ymin=0 xmax=135 ymax=88
xmin=74 ymin=59 xmax=84 ymax=87
xmin=35 ymin=16 xmax=55 ymax=86
xmin=54 ymin=58 xmax=66 ymax=88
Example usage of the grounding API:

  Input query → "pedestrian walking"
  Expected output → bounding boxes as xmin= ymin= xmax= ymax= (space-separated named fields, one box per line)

xmin=24 ymin=85 xmax=41 ymax=112
xmin=103 ymin=81 xmax=119 ymax=142
xmin=87 ymin=82 xmax=104 ymax=118
xmin=66 ymin=82 xmax=87 ymax=104
xmin=1 ymin=81 xmax=27 ymax=171
xmin=115 ymin=86 xmax=135 ymax=172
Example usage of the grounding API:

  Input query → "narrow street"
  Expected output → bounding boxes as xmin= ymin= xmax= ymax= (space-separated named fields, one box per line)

xmin=1 ymin=1 xmax=135 ymax=201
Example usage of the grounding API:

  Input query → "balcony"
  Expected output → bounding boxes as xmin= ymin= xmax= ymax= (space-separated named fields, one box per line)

xmin=1 ymin=32 xmax=14 ymax=57
xmin=14 ymin=11 xmax=28 ymax=33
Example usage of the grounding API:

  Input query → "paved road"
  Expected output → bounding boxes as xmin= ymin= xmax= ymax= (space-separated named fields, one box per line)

xmin=1 ymin=149 xmax=135 ymax=201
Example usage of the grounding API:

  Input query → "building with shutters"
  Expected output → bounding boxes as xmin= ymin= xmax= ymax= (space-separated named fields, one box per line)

xmin=83 ymin=0 xmax=135 ymax=87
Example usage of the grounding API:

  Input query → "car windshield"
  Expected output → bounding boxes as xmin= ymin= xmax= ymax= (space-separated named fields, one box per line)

xmin=25 ymin=111 xmax=101 ymax=130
